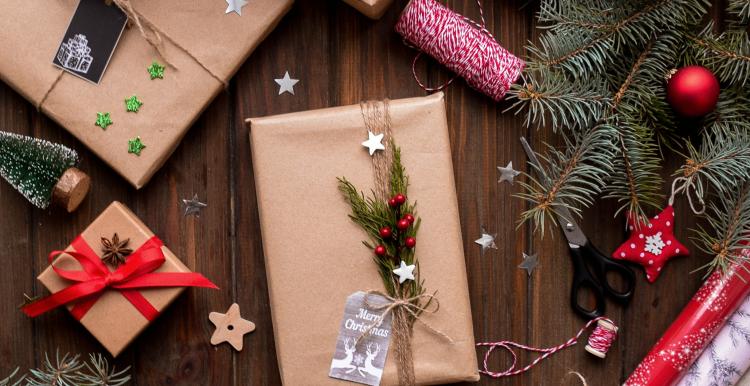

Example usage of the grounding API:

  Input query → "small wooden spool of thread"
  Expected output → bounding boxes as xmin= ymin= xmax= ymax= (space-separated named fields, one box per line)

xmin=584 ymin=319 xmax=618 ymax=359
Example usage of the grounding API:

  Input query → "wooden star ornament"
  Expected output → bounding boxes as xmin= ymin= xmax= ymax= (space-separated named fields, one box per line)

xmin=611 ymin=205 xmax=689 ymax=283
xmin=209 ymin=303 xmax=255 ymax=351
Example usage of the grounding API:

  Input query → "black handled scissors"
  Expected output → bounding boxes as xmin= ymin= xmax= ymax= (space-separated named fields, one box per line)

xmin=520 ymin=137 xmax=635 ymax=319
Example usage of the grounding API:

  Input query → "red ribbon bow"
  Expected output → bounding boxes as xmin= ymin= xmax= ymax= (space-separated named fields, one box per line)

xmin=22 ymin=235 xmax=218 ymax=321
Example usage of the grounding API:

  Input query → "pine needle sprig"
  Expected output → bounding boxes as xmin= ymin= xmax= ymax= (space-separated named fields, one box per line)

xmin=691 ymin=184 xmax=750 ymax=275
xmin=2 ymin=351 xmax=131 ymax=386
xmin=689 ymin=22 xmax=750 ymax=86
xmin=517 ymin=125 xmax=615 ymax=235
xmin=0 ymin=369 xmax=23 ymax=386
xmin=728 ymin=0 xmax=750 ymax=24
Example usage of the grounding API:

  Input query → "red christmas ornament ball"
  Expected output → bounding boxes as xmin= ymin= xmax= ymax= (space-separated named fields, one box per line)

xmin=397 ymin=218 xmax=411 ymax=230
xmin=388 ymin=198 xmax=398 ymax=207
xmin=666 ymin=65 xmax=720 ymax=117
xmin=403 ymin=214 xmax=415 ymax=224
xmin=405 ymin=237 xmax=417 ymax=248
xmin=374 ymin=245 xmax=387 ymax=256
xmin=394 ymin=194 xmax=407 ymax=205
xmin=379 ymin=226 xmax=393 ymax=238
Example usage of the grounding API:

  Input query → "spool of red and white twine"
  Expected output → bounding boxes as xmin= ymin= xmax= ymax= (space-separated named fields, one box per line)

xmin=477 ymin=317 xmax=618 ymax=378
xmin=395 ymin=0 xmax=525 ymax=101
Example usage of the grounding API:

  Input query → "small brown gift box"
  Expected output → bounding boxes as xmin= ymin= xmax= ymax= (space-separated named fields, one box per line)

xmin=247 ymin=93 xmax=480 ymax=385
xmin=36 ymin=201 xmax=194 ymax=357
xmin=342 ymin=0 xmax=396 ymax=19
xmin=0 ymin=0 xmax=292 ymax=188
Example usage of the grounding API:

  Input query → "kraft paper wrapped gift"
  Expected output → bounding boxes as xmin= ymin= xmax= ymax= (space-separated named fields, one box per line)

xmin=0 ymin=0 xmax=292 ymax=188
xmin=342 ymin=0 xmax=396 ymax=19
xmin=247 ymin=93 xmax=480 ymax=385
xmin=33 ymin=201 xmax=214 ymax=357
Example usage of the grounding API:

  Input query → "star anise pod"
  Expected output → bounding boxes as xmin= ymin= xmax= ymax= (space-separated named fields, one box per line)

xmin=101 ymin=233 xmax=133 ymax=266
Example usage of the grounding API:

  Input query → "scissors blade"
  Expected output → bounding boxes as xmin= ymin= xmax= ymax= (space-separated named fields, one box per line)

xmin=519 ymin=137 xmax=588 ymax=247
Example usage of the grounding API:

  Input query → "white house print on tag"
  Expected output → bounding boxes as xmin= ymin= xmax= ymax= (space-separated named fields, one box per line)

xmin=330 ymin=291 xmax=392 ymax=386
xmin=56 ymin=34 xmax=93 ymax=74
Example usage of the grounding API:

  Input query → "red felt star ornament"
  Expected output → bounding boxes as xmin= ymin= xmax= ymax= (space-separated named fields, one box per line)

xmin=612 ymin=205 xmax=689 ymax=283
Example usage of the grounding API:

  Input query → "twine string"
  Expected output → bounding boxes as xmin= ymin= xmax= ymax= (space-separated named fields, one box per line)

xmin=476 ymin=317 xmax=617 ymax=378
xmin=668 ymin=176 xmax=705 ymax=215
xmin=395 ymin=0 xmax=525 ymax=101
xmin=108 ymin=0 xmax=176 ymax=69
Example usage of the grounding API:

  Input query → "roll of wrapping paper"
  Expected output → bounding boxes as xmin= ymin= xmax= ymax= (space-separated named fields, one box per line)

xmin=625 ymin=256 xmax=750 ymax=386
xmin=675 ymin=293 xmax=750 ymax=386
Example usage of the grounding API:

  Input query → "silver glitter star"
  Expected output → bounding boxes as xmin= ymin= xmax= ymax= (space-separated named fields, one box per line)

xmin=518 ymin=252 xmax=539 ymax=276
xmin=182 ymin=194 xmax=207 ymax=217
xmin=497 ymin=161 xmax=521 ymax=184
xmin=225 ymin=0 xmax=248 ymax=15
xmin=474 ymin=228 xmax=498 ymax=252
xmin=274 ymin=71 xmax=299 ymax=95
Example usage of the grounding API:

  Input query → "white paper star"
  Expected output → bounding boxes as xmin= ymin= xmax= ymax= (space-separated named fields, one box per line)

xmin=182 ymin=194 xmax=207 ymax=217
xmin=474 ymin=229 xmax=498 ymax=252
xmin=274 ymin=71 xmax=299 ymax=95
xmin=361 ymin=131 xmax=385 ymax=156
xmin=225 ymin=0 xmax=248 ymax=15
xmin=497 ymin=161 xmax=521 ymax=184
xmin=393 ymin=261 xmax=416 ymax=284
xmin=518 ymin=252 xmax=539 ymax=276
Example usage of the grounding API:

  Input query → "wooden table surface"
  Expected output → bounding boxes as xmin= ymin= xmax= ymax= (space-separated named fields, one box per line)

xmin=0 ymin=1 xmax=715 ymax=385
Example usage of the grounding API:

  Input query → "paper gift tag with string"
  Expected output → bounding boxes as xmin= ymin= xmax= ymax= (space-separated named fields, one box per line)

xmin=53 ymin=0 xmax=127 ymax=84
xmin=329 ymin=291 xmax=393 ymax=386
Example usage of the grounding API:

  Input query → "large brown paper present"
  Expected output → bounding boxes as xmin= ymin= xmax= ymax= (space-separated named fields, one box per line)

xmin=35 ymin=201 xmax=205 ymax=357
xmin=342 ymin=0 xmax=396 ymax=19
xmin=247 ymin=93 xmax=480 ymax=385
xmin=0 ymin=0 xmax=292 ymax=188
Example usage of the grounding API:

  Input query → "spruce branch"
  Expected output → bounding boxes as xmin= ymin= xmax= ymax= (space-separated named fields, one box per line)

xmin=728 ymin=0 xmax=750 ymax=24
xmin=1 ymin=351 xmax=131 ymax=386
xmin=692 ymin=184 xmax=750 ymax=275
xmin=689 ymin=23 xmax=750 ymax=86
xmin=0 ymin=369 xmax=23 ymax=386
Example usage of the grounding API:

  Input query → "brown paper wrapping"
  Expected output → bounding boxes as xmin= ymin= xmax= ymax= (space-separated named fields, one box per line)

xmin=247 ymin=93 xmax=480 ymax=385
xmin=341 ymin=0 xmax=396 ymax=19
xmin=0 ymin=0 xmax=293 ymax=188
xmin=37 ymin=201 xmax=190 ymax=357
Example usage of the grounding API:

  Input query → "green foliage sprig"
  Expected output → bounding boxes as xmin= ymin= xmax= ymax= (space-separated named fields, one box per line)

xmin=0 ymin=352 xmax=130 ymax=386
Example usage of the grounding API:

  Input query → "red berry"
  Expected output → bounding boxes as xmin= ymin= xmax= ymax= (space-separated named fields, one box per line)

xmin=397 ymin=219 xmax=410 ymax=230
xmin=405 ymin=237 xmax=416 ymax=248
xmin=388 ymin=198 xmax=398 ymax=207
xmin=403 ymin=214 xmax=415 ymax=224
xmin=379 ymin=227 xmax=392 ymax=238
xmin=395 ymin=194 xmax=406 ymax=204
xmin=374 ymin=245 xmax=387 ymax=256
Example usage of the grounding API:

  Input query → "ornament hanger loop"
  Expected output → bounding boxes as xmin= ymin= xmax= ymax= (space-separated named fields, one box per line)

xmin=669 ymin=176 xmax=705 ymax=215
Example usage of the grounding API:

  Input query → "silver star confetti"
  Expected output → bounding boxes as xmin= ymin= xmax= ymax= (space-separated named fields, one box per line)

xmin=274 ymin=71 xmax=299 ymax=95
xmin=497 ymin=161 xmax=521 ymax=184
xmin=518 ymin=252 xmax=539 ymax=276
xmin=182 ymin=194 xmax=207 ymax=217
xmin=225 ymin=0 xmax=248 ymax=15
xmin=361 ymin=131 xmax=385 ymax=156
xmin=474 ymin=228 xmax=498 ymax=252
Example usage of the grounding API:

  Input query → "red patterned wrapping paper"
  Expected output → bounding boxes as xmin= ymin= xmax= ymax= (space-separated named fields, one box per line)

xmin=626 ymin=255 xmax=750 ymax=386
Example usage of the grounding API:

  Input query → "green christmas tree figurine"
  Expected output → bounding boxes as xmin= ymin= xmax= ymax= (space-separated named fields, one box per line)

xmin=0 ymin=131 xmax=90 ymax=212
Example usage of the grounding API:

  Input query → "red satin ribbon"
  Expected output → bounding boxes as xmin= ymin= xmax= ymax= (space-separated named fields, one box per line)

xmin=22 ymin=235 xmax=218 ymax=321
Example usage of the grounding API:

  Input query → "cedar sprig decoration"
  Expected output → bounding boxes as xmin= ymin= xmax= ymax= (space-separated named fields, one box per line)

xmin=691 ymin=184 xmax=750 ymax=275
xmin=338 ymin=146 xmax=425 ymax=300
xmin=1 ymin=351 xmax=130 ymax=386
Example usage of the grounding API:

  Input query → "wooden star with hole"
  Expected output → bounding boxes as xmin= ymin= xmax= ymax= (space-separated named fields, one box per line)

xmin=209 ymin=303 xmax=255 ymax=351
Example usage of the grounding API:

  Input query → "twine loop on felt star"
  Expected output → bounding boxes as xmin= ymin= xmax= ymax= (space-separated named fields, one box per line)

xmin=355 ymin=290 xmax=454 ymax=346
xmin=668 ymin=176 xmax=705 ymax=215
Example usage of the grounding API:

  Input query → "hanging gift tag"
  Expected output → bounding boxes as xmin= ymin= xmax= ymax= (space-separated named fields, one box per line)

xmin=329 ymin=291 xmax=392 ymax=386
xmin=53 ymin=0 xmax=128 ymax=84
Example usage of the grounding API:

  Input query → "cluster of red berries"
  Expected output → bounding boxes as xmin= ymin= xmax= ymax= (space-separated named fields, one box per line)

xmin=374 ymin=193 xmax=416 ymax=256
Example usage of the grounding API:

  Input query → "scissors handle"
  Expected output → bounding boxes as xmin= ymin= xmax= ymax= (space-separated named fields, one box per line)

xmin=585 ymin=242 xmax=635 ymax=303
xmin=569 ymin=244 xmax=607 ymax=319
xmin=569 ymin=242 xmax=636 ymax=319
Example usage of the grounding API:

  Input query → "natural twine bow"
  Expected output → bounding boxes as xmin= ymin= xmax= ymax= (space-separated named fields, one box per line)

xmin=356 ymin=290 xmax=454 ymax=345
xmin=106 ymin=0 xmax=176 ymax=69
xmin=669 ymin=175 xmax=705 ymax=215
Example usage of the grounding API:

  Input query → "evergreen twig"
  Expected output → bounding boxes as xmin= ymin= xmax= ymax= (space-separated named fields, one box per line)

xmin=2 ymin=351 xmax=130 ymax=386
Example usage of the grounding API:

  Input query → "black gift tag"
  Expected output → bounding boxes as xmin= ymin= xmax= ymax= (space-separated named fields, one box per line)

xmin=53 ymin=0 xmax=128 ymax=84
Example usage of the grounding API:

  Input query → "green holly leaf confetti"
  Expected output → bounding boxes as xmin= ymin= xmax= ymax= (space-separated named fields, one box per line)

xmin=95 ymin=112 xmax=113 ymax=130
xmin=147 ymin=61 xmax=165 ymax=80
xmin=128 ymin=136 xmax=146 ymax=156
xmin=125 ymin=95 xmax=143 ymax=113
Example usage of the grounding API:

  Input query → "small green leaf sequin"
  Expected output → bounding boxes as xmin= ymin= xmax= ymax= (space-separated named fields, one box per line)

xmin=95 ymin=112 xmax=113 ymax=130
xmin=125 ymin=95 xmax=143 ymax=113
xmin=128 ymin=136 xmax=146 ymax=156
xmin=147 ymin=61 xmax=165 ymax=80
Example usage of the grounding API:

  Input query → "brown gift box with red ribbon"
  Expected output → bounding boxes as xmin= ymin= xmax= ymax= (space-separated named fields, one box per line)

xmin=27 ymin=201 xmax=217 ymax=357
xmin=341 ymin=0 xmax=395 ymax=19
